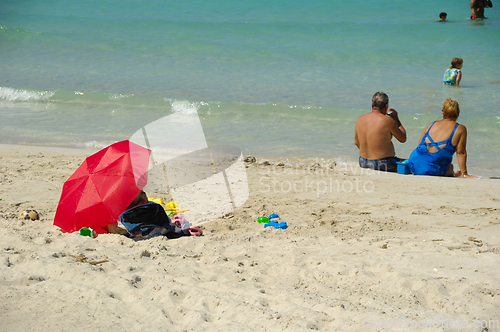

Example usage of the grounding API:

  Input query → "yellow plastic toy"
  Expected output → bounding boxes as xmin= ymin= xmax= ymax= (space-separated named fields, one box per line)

xmin=164 ymin=201 xmax=189 ymax=215
xmin=148 ymin=198 xmax=164 ymax=205
xmin=148 ymin=199 xmax=189 ymax=215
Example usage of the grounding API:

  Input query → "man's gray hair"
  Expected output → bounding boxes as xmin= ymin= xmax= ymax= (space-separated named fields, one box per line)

xmin=372 ymin=92 xmax=389 ymax=110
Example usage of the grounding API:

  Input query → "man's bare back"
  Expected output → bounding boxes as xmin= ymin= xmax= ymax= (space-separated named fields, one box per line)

xmin=354 ymin=92 xmax=406 ymax=160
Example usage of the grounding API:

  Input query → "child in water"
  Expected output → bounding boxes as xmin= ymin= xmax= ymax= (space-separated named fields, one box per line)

xmin=437 ymin=12 xmax=447 ymax=22
xmin=443 ymin=58 xmax=463 ymax=86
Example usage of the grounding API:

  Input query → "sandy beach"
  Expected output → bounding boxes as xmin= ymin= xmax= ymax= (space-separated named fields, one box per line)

xmin=1 ymin=143 xmax=499 ymax=332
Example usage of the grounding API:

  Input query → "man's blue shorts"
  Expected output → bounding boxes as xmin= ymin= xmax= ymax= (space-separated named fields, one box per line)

xmin=359 ymin=156 xmax=403 ymax=172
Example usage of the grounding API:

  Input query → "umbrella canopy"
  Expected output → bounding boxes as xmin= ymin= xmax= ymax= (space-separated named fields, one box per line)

xmin=54 ymin=140 xmax=151 ymax=234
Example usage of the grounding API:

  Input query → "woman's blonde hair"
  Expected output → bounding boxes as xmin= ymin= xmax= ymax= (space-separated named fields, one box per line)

xmin=442 ymin=98 xmax=460 ymax=120
xmin=450 ymin=58 xmax=463 ymax=69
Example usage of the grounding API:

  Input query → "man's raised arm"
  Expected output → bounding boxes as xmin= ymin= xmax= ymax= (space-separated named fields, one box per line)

xmin=387 ymin=108 xmax=407 ymax=143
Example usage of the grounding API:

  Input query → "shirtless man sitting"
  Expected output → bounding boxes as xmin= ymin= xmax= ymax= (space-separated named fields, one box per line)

xmin=354 ymin=92 xmax=407 ymax=172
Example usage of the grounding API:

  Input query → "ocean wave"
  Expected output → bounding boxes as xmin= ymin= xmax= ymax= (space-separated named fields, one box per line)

xmin=76 ymin=140 xmax=114 ymax=149
xmin=0 ymin=25 xmax=38 ymax=36
xmin=168 ymin=99 xmax=204 ymax=115
xmin=0 ymin=87 xmax=167 ymax=107
xmin=0 ymin=87 xmax=55 ymax=102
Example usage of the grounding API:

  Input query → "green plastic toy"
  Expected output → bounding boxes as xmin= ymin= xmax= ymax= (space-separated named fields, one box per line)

xmin=257 ymin=216 xmax=270 ymax=223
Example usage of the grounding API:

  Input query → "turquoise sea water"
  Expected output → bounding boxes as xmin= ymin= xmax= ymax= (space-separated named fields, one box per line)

xmin=1 ymin=0 xmax=499 ymax=176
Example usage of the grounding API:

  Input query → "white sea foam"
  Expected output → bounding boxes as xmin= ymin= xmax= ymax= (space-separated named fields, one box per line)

xmin=0 ymin=87 xmax=55 ymax=102
xmin=169 ymin=100 xmax=200 ymax=115
xmin=76 ymin=140 xmax=111 ymax=150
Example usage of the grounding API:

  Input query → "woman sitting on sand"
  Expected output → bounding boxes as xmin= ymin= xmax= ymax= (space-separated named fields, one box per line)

xmin=408 ymin=98 xmax=478 ymax=178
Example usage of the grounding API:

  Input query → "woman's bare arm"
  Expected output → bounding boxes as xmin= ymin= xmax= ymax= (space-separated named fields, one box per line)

xmin=455 ymin=125 xmax=478 ymax=178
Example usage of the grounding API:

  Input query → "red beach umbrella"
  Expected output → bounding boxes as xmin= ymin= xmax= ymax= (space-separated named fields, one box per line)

xmin=54 ymin=140 xmax=151 ymax=234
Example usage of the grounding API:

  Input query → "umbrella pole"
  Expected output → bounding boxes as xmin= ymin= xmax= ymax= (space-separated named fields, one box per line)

xmin=142 ymin=128 xmax=174 ymax=202
xmin=162 ymin=162 xmax=174 ymax=203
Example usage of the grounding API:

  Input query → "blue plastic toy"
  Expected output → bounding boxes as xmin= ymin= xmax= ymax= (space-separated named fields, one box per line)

xmin=264 ymin=220 xmax=287 ymax=229
xmin=268 ymin=213 xmax=280 ymax=221
xmin=264 ymin=214 xmax=288 ymax=229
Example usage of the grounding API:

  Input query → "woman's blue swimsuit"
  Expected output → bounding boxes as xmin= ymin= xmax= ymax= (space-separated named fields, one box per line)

xmin=408 ymin=121 xmax=459 ymax=176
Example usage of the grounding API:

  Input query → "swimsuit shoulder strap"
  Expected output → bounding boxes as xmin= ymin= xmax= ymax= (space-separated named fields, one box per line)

xmin=427 ymin=121 xmax=437 ymax=133
xmin=422 ymin=121 xmax=437 ymax=144
xmin=448 ymin=123 xmax=460 ymax=143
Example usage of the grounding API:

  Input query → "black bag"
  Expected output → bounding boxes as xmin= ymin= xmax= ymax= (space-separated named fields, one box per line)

xmin=119 ymin=202 xmax=186 ymax=239
xmin=486 ymin=0 xmax=493 ymax=8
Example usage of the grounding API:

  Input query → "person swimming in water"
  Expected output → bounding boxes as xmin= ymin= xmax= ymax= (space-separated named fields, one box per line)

xmin=437 ymin=12 xmax=447 ymax=21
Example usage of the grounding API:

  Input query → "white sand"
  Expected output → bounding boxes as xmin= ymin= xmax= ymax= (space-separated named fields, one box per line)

xmin=1 ymin=144 xmax=499 ymax=331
